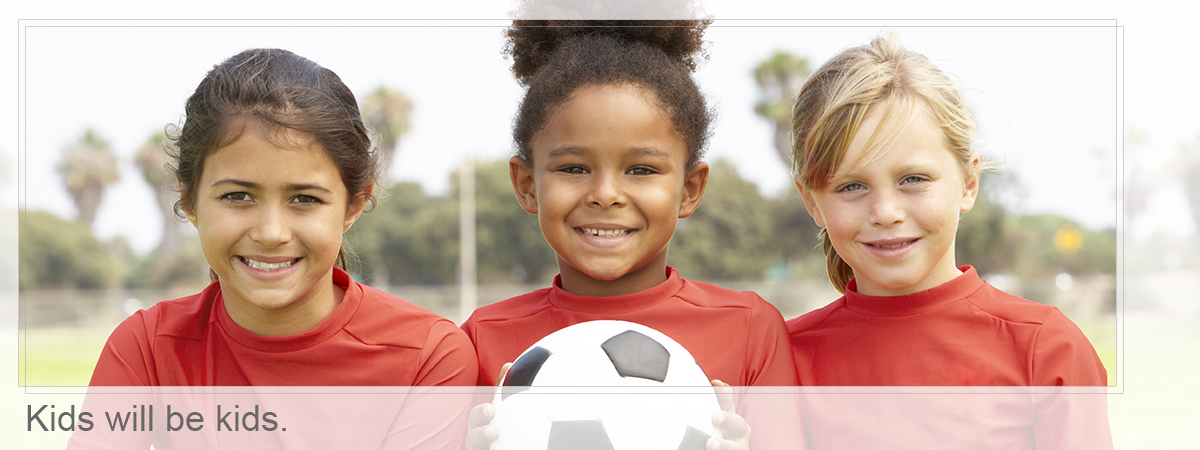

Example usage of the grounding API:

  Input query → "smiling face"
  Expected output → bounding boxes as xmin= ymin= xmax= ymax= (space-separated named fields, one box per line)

xmin=185 ymin=124 xmax=368 ymax=336
xmin=511 ymin=83 xmax=708 ymax=296
xmin=799 ymin=106 xmax=979 ymax=296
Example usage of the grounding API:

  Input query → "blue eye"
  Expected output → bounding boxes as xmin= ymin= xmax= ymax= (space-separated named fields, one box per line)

xmin=838 ymin=183 xmax=864 ymax=193
xmin=902 ymin=175 xmax=928 ymax=184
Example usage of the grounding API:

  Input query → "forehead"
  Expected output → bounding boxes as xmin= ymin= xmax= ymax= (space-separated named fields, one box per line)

xmin=836 ymin=101 xmax=947 ymax=175
xmin=531 ymin=83 xmax=687 ymax=163
xmin=201 ymin=126 xmax=342 ymax=188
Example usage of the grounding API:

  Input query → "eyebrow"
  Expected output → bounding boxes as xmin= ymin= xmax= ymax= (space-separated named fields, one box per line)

xmin=546 ymin=146 xmax=586 ymax=159
xmin=545 ymin=146 xmax=673 ymax=159
xmin=628 ymin=147 xmax=672 ymax=159
xmin=210 ymin=179 xmax=333 ymax=193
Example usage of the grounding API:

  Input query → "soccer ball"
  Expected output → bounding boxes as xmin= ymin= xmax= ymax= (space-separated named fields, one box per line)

xmin=491 ymin=320 xmax=722 ymax=450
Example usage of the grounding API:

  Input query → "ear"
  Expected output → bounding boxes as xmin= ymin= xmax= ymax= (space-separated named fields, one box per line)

xmin=795 ymin=174 xmax=827 ymax=228
xmin=343 ymin=186 xmax=373 ymax=232
xmin=181 ymin=181 xmax=199 ymax=228
xmin=184 ymin=205 xmax=199 ymax=228
xmin=509 ymin=155 xmax=539 ymax=215
xmin=678 ymin=161 xmax=709 ymax=218
xmin=960 ymin=154 xmax=981 ymax=213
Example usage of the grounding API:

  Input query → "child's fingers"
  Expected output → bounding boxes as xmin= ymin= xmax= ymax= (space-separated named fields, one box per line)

xmin=466 ymin=403 xmax=498 ymax=450
xmin=707 ymin=410 xmax=752 ymax=450
xmin=467 ymin=403 xmax=495 ymax=429
xmin=465 ymin=424 xmax=498 ymax=450
xmin=711 ymin=410 xmax=752 ymax=441
xmin=710 ymin=379 xmax=735 ymax=413
xmin=468 ymin=364 xmax=512 ymax=450
xmin=497 ymin=362 xmax=513 ymax=386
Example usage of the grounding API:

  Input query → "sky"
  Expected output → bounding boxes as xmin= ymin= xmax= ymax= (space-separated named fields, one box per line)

xmin=10 ymin=17 xmax=1129 ymax=255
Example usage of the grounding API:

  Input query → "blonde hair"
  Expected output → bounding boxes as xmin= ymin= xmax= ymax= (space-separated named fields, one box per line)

xmin=791 ymin=32 xmax=981 ymax=293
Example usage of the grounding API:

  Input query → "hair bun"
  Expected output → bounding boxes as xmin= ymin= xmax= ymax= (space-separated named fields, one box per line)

xmin=505 ymin=20 xmax=710 ymax=86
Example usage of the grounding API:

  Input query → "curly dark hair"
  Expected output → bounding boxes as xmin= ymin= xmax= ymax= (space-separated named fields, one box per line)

xmin=505 ymin=20 xmax=714 ymax=169
xmin=167 ymin=48 xmax=383 ymax=272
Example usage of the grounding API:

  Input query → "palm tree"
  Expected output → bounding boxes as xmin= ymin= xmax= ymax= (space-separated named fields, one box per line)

xmin=57 ymin=129 xmax=120 ymax=227
xmin=135 ymin=132 xmax=180 ymax=265
xmin=360 ymin=86 xmax=414 ymax=166
xmin=753 ymin=51 xmax=824 ymax=268
xmin=752 ymin=50 xmax=812 ymax=167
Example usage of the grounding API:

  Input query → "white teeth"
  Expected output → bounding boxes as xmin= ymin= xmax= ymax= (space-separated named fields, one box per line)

xmin=871 ymin=240 xmax=914 ymax=249
xmin=243 ymin=257 xmax=296 ymax=271
xmin=579 ymin=228 xmax=632 ymax=238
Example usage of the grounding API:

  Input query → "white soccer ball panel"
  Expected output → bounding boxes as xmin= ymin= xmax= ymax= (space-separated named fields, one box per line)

xmin=675 ymin=393 xmax=722 ymax=438
xmin=600 ymin=393 xmax=688 ymax=450
xmin=662 ymin=359 xmax=712 ymax=386
xmin=532 ymin=346 xmax=622 ymax=386
xmin=491 ymin=393 xmax=551 ymax=450
xmin=534 ymin=391 xmax=609 ymax=422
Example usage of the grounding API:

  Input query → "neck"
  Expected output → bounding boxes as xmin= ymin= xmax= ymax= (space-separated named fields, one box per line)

xmin=556 ymin=252 xmax=670 ymax=297
xmin=221 ymin=273 xmax=344 ymax=336
xmin=855 ymin=253 xmax=964 ymax=297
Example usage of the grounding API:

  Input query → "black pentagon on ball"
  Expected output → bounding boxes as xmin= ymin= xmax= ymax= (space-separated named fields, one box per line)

xmin=600 ymin=330 xmax=670 ymax=382
xmin=548 ymin=420 xmax=615 ymax=450
xmin=501 ymin=346 xmax=551 ymax=400
xmin=677 ymin=425 xmax=712 ymax=450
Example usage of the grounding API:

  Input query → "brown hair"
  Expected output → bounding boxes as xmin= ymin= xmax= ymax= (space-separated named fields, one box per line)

xmin=167 ymin=48 xmax=383 ymax=275
xmin=792 ymin=33 xmax=982 ymax=293
xmin=506 ymin=20 xmax=714 ymax=169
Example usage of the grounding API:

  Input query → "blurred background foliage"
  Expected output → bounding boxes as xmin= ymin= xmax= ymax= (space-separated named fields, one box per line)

xmin=20 ymin=149 xmax=1120 ymax=290
xmin=19 ymin=51 xmax=1123 ymax=293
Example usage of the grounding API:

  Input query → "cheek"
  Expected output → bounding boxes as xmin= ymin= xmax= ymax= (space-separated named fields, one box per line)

xmin=314 ymin=212 xmax=351 ymax=246
xmin=817 ymin=200 xmax=856 ymax=233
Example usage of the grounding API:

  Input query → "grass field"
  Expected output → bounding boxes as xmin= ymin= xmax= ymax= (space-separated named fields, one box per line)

xmin=18 ymin=315 xmax=1119 ymax=387
xmin=18 ymin=327 xmax=109 ymax=386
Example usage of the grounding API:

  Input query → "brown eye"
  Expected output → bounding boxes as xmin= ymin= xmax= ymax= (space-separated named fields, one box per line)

xmin=560 ymin=165 xmax=588 ymax=174
xmin=221 ymin=192 xmax=252 ymax=202
xmin=292 ymin=194 xmax=324 ymax=205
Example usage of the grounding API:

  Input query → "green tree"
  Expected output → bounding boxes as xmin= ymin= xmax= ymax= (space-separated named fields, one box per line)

xmin=135 ymin=132 xmax=177 ymax=258
xmin=347 ymin=182 xmax=459 ymax=285
xmin=1012 ymin=214 xmax=1116 ymax=277
xmin=132 ymin=131 xmax=207 ymax=288
xmin=753 ymin=50 xmax=812 ymax=166
xmin=58 ymin=129 xmax=120 ymax=227
xmin=471 ymin=159 xmax=557 ymax=284
xmin=360 ymin=86 xmax=414 ymax=166
xmin=955 ymin=172 xmax=1023 ymax=276
xmin=752 ymin=50 xmax=823 ymax=276
xmin=766 ymin=188 xmax=825 ymax=279
xmin=668 ymin=158 xmax=777 ymax=280
xmin=19 ymin=210 xmax=121 ymax=289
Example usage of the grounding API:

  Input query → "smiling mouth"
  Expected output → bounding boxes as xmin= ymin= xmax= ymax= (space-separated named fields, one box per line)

xmin=867 ymin=239 xmax=917 ymax=249
xmin=239 ymin=256 xmax=300 ymax=272
xmin=576 ymin=227 xmax=633 ymax=238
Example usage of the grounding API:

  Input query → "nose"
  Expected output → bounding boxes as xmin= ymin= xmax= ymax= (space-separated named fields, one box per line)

xmin=868 ymin=189 xmax=905 ymax=227
xmin=587 ymin=172 xmax=626 ymax=209
xmin=249 ymin=205 xmax=292 ymax=248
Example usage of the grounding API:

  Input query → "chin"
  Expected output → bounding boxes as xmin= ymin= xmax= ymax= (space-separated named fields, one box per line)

xmin=582 ymin=268 xmax=630 ymax=282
